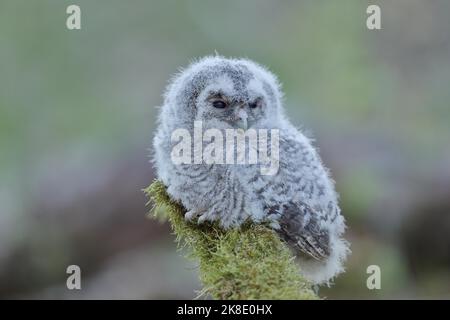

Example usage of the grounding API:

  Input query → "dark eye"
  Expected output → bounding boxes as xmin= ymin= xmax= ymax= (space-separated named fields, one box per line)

xmin=249 ymin=99 xmax=261 ymax=109
xmin=212 ymin=100 xmax=226 ymax=109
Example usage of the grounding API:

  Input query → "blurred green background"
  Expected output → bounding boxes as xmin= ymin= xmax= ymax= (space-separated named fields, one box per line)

xmin=1 ymin=0 xmax=449 ymax=299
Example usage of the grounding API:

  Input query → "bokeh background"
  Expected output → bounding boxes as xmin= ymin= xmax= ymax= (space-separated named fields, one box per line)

xmin=1 ymin=0 xmax=449 ymax=299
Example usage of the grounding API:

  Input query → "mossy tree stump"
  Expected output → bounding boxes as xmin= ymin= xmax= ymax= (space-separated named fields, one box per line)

xmin=144 ymin=180 xmax=318 ymax=300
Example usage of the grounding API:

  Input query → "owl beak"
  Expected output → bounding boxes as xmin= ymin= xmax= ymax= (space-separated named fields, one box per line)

xmin=235 ymin=109 xmax=248 ymax=130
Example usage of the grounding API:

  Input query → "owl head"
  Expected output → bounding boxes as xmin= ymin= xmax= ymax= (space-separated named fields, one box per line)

xmin=163 ymin=56 xmax=284 ymax=130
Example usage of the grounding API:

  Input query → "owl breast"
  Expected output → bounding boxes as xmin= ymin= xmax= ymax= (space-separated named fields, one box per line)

xmin=156 ymin=136 xmax=265 ymax=228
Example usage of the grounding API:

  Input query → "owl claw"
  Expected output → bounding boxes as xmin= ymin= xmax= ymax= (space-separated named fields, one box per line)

xmin=197 ymin=214 xmax=209 ymax=224
xmin=185 ymin=209 xmax=204 ymax=221
xmin=184 ymin=210 xmax=196 ymax=221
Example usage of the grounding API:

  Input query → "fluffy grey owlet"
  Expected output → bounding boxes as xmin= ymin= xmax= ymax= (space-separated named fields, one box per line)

xmin=153 ymin=56 xmax=349 ymax=285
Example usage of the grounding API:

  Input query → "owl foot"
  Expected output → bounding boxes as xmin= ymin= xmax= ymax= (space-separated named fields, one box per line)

xmin=198 ymin=212 xmax=213 ymax=224
xmin=185 ymin=209 xmax=205 ymax=221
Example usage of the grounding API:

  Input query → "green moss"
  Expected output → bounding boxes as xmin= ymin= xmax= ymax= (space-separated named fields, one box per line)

xmin=144 ymin=180 xmax=318 ymax=300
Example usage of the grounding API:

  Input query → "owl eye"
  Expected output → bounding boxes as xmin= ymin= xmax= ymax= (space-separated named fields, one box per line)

xmin=249 ymin=99 xmax=261 ymax=109
xmin=212 ymin=100 xmax=227 ymax=109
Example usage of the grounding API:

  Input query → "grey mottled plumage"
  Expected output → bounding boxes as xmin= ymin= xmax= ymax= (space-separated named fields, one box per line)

xmin=153 ymin=56 xmax=349 ymax=284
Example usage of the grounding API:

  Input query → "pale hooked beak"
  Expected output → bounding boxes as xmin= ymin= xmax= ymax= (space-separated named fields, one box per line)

xmin=235 ymin=108 xmax=248 ymax=130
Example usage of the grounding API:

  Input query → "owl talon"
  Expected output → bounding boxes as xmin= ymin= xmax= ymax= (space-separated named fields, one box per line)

xmin=197 ymin=214 xmax=209 ymax=224
xmin=184 ymin=210 xmax=196 ymax=221
xmin=185 ymin=209 xmax=204 ymax=221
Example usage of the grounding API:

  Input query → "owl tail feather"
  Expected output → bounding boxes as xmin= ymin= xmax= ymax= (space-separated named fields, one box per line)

xmin=297 ymin=234 xmax=350 ymax=286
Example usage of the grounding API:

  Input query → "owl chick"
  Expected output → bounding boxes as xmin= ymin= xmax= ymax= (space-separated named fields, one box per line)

xmin=153 ymin=56 xmax=349 ymax=285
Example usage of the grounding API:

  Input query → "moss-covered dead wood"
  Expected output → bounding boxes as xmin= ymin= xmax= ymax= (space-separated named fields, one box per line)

xmin=144 ymin=180 xmax=318 ymax=300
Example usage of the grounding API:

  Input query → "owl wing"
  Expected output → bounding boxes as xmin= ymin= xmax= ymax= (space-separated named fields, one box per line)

xmin=269 ymin=201 xmax=330 ymax=261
